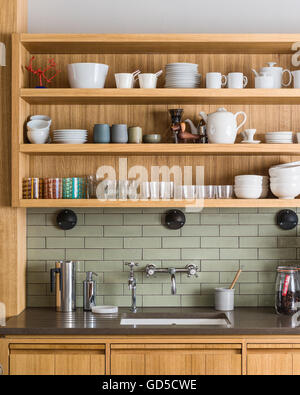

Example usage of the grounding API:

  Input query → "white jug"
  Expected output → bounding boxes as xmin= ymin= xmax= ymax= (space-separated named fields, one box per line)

xmin=200 ymin=108 xmax=247 ymax=144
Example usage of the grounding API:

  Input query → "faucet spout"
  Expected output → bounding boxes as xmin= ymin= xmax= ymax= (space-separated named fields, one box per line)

xmin=170 ymin=273 xmax=176 ymax=295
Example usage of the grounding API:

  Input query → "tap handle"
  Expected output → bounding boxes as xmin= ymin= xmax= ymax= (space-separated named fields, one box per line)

xmin=125 ymin=262 xmax=139 ymax=269
xmin=145 ymin=264 xmax=156 ymax=277
xmin=186 ymin=264 xmax=199 ymax=277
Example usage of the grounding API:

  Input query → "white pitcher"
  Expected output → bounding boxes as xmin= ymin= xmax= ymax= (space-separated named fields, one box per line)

xmin=258 ymin=62 xmax=292 ymax=88
xmin=199 ymin=108 xmax=247 ymax=144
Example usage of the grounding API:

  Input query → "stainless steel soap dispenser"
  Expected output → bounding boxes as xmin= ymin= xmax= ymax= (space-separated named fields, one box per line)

xmin=83 ymin=271 xmax=98 ymax=311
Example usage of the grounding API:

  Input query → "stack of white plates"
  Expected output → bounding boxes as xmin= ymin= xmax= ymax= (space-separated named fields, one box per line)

xmin=265 ymin=131 xmax=294 ymax=144
xmin=165 ymin=63 xmax=201 ymax=88
xmin=234 ymin=175 xmax=269 ymax=199
xmin=53 ymin=129 xmax=88 ymax=144
xmin=269 ymin=161 xmax=300 ymax=199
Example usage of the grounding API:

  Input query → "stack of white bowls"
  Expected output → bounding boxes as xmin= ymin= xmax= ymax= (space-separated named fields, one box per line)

xmin=265 ymin=131 xmax=294 ymax=144
xmin=234 ymin=175 xmax=269 ymax=199
xmin=53 ymin=129 xmax=88 ymax=144
xmin=165 ymin=63 xmax=201 ymax=88
xmin=27 ymin=116 xmax=51 ymax=144
xmin=269 ymin=161 xmax=300 ymax=199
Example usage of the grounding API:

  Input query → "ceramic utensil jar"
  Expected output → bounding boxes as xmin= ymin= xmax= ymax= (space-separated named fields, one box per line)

xmin=258 ymin=62 xmax=292 ymax=88
xmin=199 ymin=108 xmax=247 ymax=144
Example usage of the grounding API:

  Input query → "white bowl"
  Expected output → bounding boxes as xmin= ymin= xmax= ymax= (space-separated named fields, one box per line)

xmin=27 ymin=120 xmax=50 ymax=131
xmin=271 ymin=161 xmax=300 ymax=169
xmin=30 ymin=115 xmax=52 ymax=125
xmin=271 ymin=175 xmax=300 ymax=182
xmin=68 ymin=63 xmax=109 ymax=88
xmin=27 ymin=130 xmax=49 ymax=144
xmin=270 ymin=183 xmax=300 ymax=199
xmin=269 ymin=166 xmax=300 ymax=177
xmin=234 ymin=186 xmax=262 ymax=199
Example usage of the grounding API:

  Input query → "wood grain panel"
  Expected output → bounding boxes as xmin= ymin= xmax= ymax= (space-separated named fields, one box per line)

xmin=0 ymin=0 xmax=27 ymax=317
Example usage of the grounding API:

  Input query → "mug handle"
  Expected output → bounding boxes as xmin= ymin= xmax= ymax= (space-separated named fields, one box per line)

xmin=234 ymin=111 xmax=247 ymax=132
xmin=221 ymin=75 xmax=227 ymax=87
xmin=282 ymin=69 xmax=292 ymax=87
xmin=243 ymin=76 xmax=248 ymax=88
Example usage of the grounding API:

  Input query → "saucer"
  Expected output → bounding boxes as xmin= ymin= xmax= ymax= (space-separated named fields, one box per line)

xmin=241 ymin=140 xmax=261 ymax=144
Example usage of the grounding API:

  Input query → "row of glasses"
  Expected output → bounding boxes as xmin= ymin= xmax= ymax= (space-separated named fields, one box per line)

xmin=174 ymin=185 xmax=234 ymax=199
xmin=96 ymin=181 xmax=175 ymax=200
xmin=23 ymin=177 xmax=88 ymax=199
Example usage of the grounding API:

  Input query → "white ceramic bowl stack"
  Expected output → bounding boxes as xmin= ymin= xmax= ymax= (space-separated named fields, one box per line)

xmin=53 ymin=129 xmax=88 ymax=144
xmin=269 ymin=161 xmax=300 ymax=199
xmin=265 ymin=131 xmax=294 ymax=144
xmin=165 ymin=63 xmax=201 ymax=88
xmin=234 ymin=175 xmax=269 ymax=199
xmin=27 ymin=117 xmax=51 ymax=144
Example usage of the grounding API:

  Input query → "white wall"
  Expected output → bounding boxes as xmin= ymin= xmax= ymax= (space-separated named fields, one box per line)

xmin=28 ymin=0 xmax=300 ymax=34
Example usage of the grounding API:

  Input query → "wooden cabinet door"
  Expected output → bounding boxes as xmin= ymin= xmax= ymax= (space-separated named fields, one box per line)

xmin=9 ymin=344 xmax=105 ymax=375
xmin=247 ymin=344 xmax=293 ymax=375
xmin=111 ymin=344 xmax=242 ymax=375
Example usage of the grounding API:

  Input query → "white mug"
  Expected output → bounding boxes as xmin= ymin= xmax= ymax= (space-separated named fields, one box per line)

xmin=115 ymin=73 xmax=136 ymax=89
xmin=139 ymin=74 xmax=158 ymax=89
xmin=227 ymin=72 xmax=248 ymax=89
xmin=206 ymin=72 xmax=227 ymax=89
xmin=292 ymin=70 xmax=300 ymax=89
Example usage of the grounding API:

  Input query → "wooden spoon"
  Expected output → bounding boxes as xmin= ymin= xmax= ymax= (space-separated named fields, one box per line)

xmin=229 ymin=269 xmax=242 ymax=290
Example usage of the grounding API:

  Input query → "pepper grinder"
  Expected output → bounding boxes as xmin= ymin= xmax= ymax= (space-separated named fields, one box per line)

xmin=83 ymin=272 xmax=98 ymax=311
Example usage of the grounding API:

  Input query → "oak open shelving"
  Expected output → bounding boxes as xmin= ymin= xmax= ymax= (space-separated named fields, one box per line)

xmin=19 ymin=143 xmax=300 ymax=156
xmin=20 ymin=88 xmax=300 ymax=105
xmin=12 ymin=33 xmax=300 ymax=208
xmin=19 ymin=199 xmax=300 ymax=208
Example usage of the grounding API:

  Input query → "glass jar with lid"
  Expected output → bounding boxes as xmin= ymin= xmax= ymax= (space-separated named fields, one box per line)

xmin=275 ymin=266 xmax=300 ymax=315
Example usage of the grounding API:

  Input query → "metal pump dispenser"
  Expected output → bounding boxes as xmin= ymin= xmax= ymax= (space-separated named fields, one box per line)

xmin=83 ymin=271 xmax=98 ymax=311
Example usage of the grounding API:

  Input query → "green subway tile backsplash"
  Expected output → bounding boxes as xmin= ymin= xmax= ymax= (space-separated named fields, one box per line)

xmin=26 ymin=207 xmax=300 ymax=308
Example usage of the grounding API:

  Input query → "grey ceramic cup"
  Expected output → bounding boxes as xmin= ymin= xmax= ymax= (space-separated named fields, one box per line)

xmin=93 ymin=124 xmax=110 ymax=143
xmin=111 ymin=124 xmax=128 ymax=144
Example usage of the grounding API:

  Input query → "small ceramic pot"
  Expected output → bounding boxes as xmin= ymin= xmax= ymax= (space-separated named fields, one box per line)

xmin=128 ymin=127 xmax=143 ymax=144
xmin=111 ymin=124 xmax=128 ymax=144
xmin=93 ymin=124 xmax=111 ymax=143
xmin=143 ymin=134 xmax=161 ymax=144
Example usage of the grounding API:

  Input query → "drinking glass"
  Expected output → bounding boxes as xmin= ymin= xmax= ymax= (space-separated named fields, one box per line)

xmin=63 ymin=178 xmax=87 ymax=199
xmin=216 ymin=185 xmax=234 ymax=199
xmin=150 ymin=182 xmax=160 ymax=200
xmin=86 ymin=176 xmax=98 ymax=199
xmin=128 ymin=180 xmax=139 ymax=200
xmin=23 ymin=178 xmax=44 ymax=199
xmin=204 ymin=185 xmax=216 ymax=199
xmin=183 ymin=185 xmax=196 ymax=199
xmin=118 ymin=180 xmax=129 ymax=200
xmin=44 ymin=178 xmax=63 ymax=199
xmin=140 ymin=182 xmax=150 ymax=200
xmin=160 ymin=181 xmax=174 ymax=199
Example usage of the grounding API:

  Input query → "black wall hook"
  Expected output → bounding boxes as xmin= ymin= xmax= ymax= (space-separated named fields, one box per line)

xmin=277 ymin=210 xmax=298 ymax=230
xmin=165 ymin=210 xmax=186 ymax=230
xmin=56 ymin=209 xmax=77 ymax=230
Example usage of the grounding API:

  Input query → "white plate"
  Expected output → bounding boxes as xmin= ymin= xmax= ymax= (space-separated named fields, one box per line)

xmin=241 ymin=140 xmax=261 ymax=144
xmin=92 ymin=305 xmax=118 ymax=314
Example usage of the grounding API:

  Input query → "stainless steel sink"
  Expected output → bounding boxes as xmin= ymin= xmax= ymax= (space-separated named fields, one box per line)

xmin=120 ymin=312 xmax=231 ymax=327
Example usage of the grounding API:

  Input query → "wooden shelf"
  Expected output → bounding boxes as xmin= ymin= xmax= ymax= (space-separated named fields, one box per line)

xmin=20 ymin=143 xmax=300 ymax=156
xmin=19 ymin=33 xmax=300 ymax=54
xmin=19 ymin=199 xmax=300 ymax=208
xmin=20 ymin=88 xmax=300 ymax=105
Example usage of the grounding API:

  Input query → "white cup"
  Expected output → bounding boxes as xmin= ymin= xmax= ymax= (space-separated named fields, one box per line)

xmin=115 ymin=73 xmax=137 ymax=89
xmin=242 ymin=129 xmax=257 ymax=142
xmin=27 ymin=120 xmax=50 ymax=132
xmin=206 ymin=72 xmax=227 ymax=89
xmin=215 ymin=288 xmax=235 ymax=311
xmin=139 ymin=74 xmax=158 ymax=89
xmin=292 ymin=70 xmax=300 ymax=89
xmin=227 ymin=72 xmax=248 ymax=89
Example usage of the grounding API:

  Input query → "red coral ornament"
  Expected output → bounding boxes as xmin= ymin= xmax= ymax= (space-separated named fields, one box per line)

xmin=26 ymin=56 xmax=60 ymax=88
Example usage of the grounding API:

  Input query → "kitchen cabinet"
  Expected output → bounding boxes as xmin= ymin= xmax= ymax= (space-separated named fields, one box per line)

xmin=9 ymin=344 xmax=106 ymax=375
xmin=110 ymin=344 xmax=242 ymax=375
xmin=247 ymin=344 xmax=300 ymax=375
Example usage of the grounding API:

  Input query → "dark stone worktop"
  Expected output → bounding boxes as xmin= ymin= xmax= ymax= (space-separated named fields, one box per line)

xmin=1 ymin=307 xmax=300 ymax=336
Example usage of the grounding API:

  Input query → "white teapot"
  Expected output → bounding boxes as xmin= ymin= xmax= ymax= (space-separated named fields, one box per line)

xmin=252 ymin=62 xmax=292 ymax=88
xmin=199 ymin=108 xmax=247 ymax=144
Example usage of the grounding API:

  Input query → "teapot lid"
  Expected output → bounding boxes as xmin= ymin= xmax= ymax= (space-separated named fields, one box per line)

xmin=216 ymin=107 xmax=227 ymax=113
